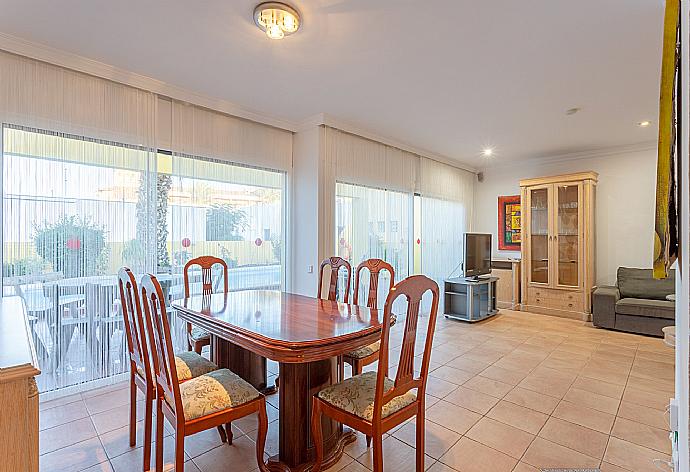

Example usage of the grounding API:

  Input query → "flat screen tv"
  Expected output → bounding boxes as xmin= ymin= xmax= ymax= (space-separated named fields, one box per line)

xmin=463 ymin=233 xmax=492 ymax=279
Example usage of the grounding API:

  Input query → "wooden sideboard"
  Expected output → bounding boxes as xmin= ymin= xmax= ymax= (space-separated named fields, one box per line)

xmin=492 ymin=259 xmax=521 ymax=310
xmin=0 ymin=296 xmax=40 ymax=472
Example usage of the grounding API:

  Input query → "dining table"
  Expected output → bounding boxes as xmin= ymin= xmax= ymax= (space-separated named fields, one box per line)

xmin=172 ymin=290 xmax=383 ymax=472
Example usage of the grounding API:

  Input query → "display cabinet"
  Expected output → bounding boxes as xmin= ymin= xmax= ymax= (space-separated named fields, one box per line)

xmin=520 ymin=172 xmax=597 ymax=320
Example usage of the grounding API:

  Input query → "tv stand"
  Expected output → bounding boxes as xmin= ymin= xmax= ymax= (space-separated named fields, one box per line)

xmin=444 ymin=277 xmax=498 ymax=322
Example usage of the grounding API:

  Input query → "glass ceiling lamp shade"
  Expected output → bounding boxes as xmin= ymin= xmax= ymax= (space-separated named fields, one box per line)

xmin=254 ymin=2 xmax=300 ymax=40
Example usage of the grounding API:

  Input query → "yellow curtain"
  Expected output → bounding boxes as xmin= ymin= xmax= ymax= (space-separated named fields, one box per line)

xmin=653 ymin=0 xmax=680 ymax=279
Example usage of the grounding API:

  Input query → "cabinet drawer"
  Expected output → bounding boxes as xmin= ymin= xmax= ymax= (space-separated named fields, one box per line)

xmin=527 ymin=294 xmax=583 ymax=312
xmin=528 ymin=287 xmax=580 ymax=301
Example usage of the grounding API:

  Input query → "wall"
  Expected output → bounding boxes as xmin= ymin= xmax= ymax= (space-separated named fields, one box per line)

xmin=473 ymin=148 xmax=657 ymax=285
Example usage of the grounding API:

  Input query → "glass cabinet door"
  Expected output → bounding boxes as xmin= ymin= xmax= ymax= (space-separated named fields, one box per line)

xmin=529 ymin=187 xmax=550 ymax=284
xmin=556 ymin=184 xmax=580 ymax=287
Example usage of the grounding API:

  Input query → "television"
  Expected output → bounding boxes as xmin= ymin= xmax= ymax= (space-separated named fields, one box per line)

xmin=462 ymin=233 xmax=492 ymax=279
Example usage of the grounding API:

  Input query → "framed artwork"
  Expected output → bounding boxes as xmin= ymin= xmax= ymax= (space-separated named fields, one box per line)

xmin=498 ymin=195 xmax=521 ymax=250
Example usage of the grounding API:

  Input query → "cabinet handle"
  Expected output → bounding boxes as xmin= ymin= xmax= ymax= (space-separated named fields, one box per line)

xmin=568 ymin=303 xmax=573 ymax=308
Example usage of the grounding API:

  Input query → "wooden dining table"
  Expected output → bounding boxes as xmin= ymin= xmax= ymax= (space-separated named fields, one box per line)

xmin=172 ymin=290 xmax=383 ymax=472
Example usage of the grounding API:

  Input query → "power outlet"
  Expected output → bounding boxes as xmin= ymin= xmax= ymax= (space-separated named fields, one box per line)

xmin=307 ymin=265 xmax=313 ymax=274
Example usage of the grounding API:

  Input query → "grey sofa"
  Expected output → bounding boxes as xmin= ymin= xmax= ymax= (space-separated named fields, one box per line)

xmin=592 ymin=267 xmax=675 ymax=337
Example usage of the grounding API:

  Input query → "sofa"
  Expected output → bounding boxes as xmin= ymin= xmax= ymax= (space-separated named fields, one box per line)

xmin=592 ymin=267 xmax=675 ymax=337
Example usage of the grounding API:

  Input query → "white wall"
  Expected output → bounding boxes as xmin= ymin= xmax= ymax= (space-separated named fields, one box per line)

xmin=473 ymin=148 xmax=657 ymax=286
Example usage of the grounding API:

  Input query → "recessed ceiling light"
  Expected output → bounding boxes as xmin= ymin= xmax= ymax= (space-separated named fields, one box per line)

xmin=565 ymin=107 xmax=581 ymax=116
xmin=637 ymin=120 xmax=652 ymax=128
xmin=254 ymin=2 xmax=300 ymax=40
xmin=482 ymin=148 xmax=494 ymax=157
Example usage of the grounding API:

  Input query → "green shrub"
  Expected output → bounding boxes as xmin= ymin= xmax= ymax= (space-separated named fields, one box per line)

xmin=34 ymin=216 xmax=107 ymax=278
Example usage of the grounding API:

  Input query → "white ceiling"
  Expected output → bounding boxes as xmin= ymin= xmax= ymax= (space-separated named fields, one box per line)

xmin=0 ymin=0 xmax=664 ymax=167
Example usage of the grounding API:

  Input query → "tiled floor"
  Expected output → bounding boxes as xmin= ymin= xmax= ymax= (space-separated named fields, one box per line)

xmin=38 ymin=309 xmax=675 ymax=472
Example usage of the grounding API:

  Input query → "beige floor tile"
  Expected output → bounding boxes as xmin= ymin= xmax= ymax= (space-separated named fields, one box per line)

xmin=425 ymin=376 xmax=460 ymax=398
xmin=426 ymin=400 xmax=482 ymax=434
xmin=462 ymin=375 xmax=513 ymax=398
xmin=538 ymin=417 xmax=608 ymax=459
xmin=39 ymin=417 xmax=98 ymax=455
xmin=39 ymin=392 xmax=84 ymax=412
xmin=617 ymin=401 xmax=669 ymax=430
xmin=486 ymin=401 xmax=548 ymax=435
xmin=599 ymin=461 xmax=630 ymax=472
xmin=443 ymin=385 xmax=500 ymax=415
xmin=503 ymin=387 xmax=560 ymax=415
xmin=522 ymin=437 xmax=600 ymax=469
xmin=110 ymin=436 xmax=189 ymax=472
xmin=562 ymin=387 xmax=621 ymax=415
xmin=477 ymin=365 xmax=527 ymax=385
xmin=439 ymin=437 xmax=517 ymax=472
xmin=83 ymin=387 xmax=132 ymax=416
xmin=604 ymin=437 xmax=671 ymax=472
xmin=99 ymin=418 xmax=172 ymax=459
xmin=192 ymin=435 xmax=266 ymax=472
xmin=355 ymin=436 xmax=434 ymax=472
xmin=445 ymin=356 xmax=492 ymax=375
xmin=91 ymin=401 xmax=146 ymax=436
xmin=517 ymin=371 xmax=574 ymax=398
xmin=570 ymin=376 xmax=625 ymax=399
xmin=184 ymin=425 xmax=244 ymax=459
xmin=426 ymin=462 xmax=457 ymax=472
xmin=552 ymin=400 xmax=615 ymax=434
xmin=465 ymin=417 xmax=535 ymax=459
xmin=428 ymin=365 xmax=475 ymax=385
xmin=512 ymin=462 xmax=539 ymax=472
xmin=626 ymin=374 xmax=675 ymax=395
xmin=392 ymin=419 xmax=461 ymax=459
xmin=39 ymin=437 xmax=109 ymax=472
xmin=39 ymin=399 xmax=90 ymax=430
xmin=622 ymin=386 xmax=671 ymax=411
xmin=80 ymin=462 xmax=114 ymax=472
xmin=339 ymin=458 xmax=371 ymax=472
xmin=611 ymin=417 xmax=672 ymax=454
xmin=580 ymin=364 xmax=629 ymax=386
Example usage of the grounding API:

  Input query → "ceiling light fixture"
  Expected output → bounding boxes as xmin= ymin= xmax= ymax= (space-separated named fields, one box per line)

xmin=482 ymin=148 xmax=494 ymax=157
xmin=637 ymin=120 xmax=652 ymax=128
xmin=254 ymin=2 xmax=300 ymax=40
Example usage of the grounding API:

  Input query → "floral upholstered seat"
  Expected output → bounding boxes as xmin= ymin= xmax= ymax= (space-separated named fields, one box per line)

xmin=137 ymin=350 xmax=217 ymax=382
xmin=190 ymin=326 xmax=211 ymax=343
xmin=347 ymin=341 xmax=381 ymax=359
xmin=176 ymin=369 xmax=261 ymax=421
xmin=316 ymin=371 xmax=416 ymax=421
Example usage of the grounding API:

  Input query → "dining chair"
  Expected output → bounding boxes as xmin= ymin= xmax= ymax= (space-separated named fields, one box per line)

xmin=118 ymin=268 xmax=220 ymax=471
xmin=183 ymin=256 xmax=229 ymax=354
xmin=317 ymin=256 xmax=352 ymax=303
xmin=140 ymin=273 xmax=269 ymax=472
xmin=342 ymin=259 xmax=395 ymax=376
xmin=311 ymin=275 xmax=440 ymax=472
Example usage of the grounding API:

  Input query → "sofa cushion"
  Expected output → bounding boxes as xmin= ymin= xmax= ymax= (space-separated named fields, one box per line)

xmin=617 ymin=267 xmax=675 ymax=301
xmin=616 ymin=298 xmax=675 ymax=320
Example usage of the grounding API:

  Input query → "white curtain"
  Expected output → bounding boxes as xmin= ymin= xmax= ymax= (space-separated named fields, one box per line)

xmin=418 ymin=158 xmax=476 ymax=310
xmin=0 ymin=51 xmax=157 ymax=397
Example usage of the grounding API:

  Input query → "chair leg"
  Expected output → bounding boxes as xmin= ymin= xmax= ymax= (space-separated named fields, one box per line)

xmin=416 ymin=407 xmax=425 ymax=472
xmin=194 ymin=341 xmax=203 ymax=355
xmin=224 ymin=422 xmax=233 ymax=445
xmin=372 ymin=434 xmax=384 ymax=472
xmin=186 ymin=323 xmax=193 ymax=351
xmin=129 ymin=377 xmax=137 ymax=447
xmin=174 ymin=429 xmax=185 ymax=472
xmin=366 ymin=435 xmax=372 ymax=447
xmin=216 ymin=425 xmax=228 ymax=443
xmin=310 ymin=399 xmax=324 ymax=472
xmin=256 ymin=398 xmax=269 ymax=472
xmin=143 ymin=389 xmax=153 ymax=471
xmin=155 ymin=398 xmax=164 ymax=472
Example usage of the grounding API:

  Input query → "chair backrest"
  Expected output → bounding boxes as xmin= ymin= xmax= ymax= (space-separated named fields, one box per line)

xmin=118 ymin=267 xmax=152 ymax=384
xmin=140 ymin=274 xmax=181 ymax=414
xmin=183 ymin=256 xmax=228 ymax=298
xmin=353 ymin=259 xmax=395 ymax=310
xmin=317 ymin=256 xmax=352 ymax=303
xmin=374 ymin=275 xmax=439 ymax=421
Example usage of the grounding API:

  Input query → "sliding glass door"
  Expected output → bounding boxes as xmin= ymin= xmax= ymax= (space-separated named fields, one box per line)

xmin=335 ymin=182 xmax=412 ymax=306
xmin=1 ymin=125 xmax=286 ymax=395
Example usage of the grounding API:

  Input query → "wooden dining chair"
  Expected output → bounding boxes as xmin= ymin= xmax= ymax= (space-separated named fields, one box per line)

xmin=118 ymin=268 xmax=221 ymax=471
xmin=317 ymin=256 xmax=352 ymax=303
xmin=311 ymin=275 xmax=440 ymax=472
xmin=140 ymin=273 xmax=270 ymax=472
xmin=342 ymin=259 xmax=395 ymax=376
xmin=183 ymin=256 xmax=228 ymax=354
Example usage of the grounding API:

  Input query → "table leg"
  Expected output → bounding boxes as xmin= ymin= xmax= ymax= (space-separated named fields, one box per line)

xmin=210 ymin=335 xmax=275 ymax=394
xmin=268 ymin=358 xmax=355 ymax=472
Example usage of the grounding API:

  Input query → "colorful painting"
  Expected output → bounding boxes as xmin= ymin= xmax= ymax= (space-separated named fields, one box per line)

xmin=498 ymin=195 xmax=521 ymax=251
